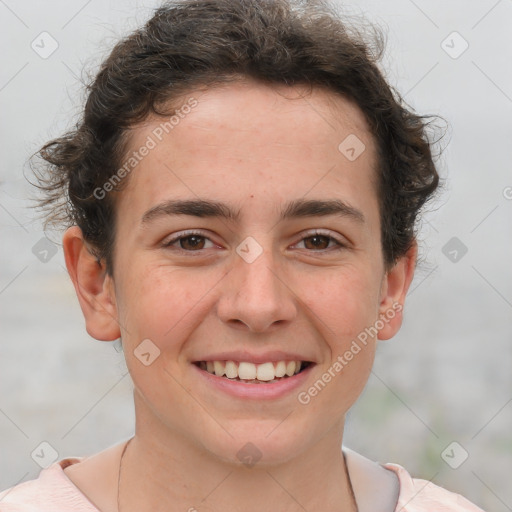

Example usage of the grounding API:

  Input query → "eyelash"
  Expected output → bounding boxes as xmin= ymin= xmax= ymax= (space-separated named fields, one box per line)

xmin=161 ymin=229 xmax=346 ymax=254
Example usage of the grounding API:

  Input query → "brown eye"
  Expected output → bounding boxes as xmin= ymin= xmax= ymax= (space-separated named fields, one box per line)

xmin=162 ymin=231 xmax=215 ymax=252
xmin=303 ymin=234 xmax=332 ymax=250
xmin=296 ymin=231 xmax=345 ymax=251
xmin=178 ymin=235 xmax=206 ymax=250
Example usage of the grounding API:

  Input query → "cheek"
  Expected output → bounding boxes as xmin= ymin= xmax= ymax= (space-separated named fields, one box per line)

xmin=298 ymin=264 xmax=381 ymax=341
xmin=118 ymin=263 xmax=224 ymax=345
xmin=296 ymin=266 xmax=379 ymax=404
xmin=118 ymin=257 xmax=381 ymax=353
xmin=116 ymin=265 xmax=209 ymax=407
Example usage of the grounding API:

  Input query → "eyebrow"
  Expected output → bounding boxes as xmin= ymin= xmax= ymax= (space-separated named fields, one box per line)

xmin=141 ymin=197 xmax=365 ymax=225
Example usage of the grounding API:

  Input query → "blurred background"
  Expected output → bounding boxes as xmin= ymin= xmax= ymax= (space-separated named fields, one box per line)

xmin=0 ymin=0 xmax=511 ymax=510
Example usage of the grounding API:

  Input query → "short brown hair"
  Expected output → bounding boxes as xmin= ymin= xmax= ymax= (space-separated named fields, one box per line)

xmin=32 ymin=0 xmax=441 ymax=275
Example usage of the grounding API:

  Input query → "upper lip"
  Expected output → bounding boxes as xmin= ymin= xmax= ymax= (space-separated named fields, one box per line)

xmin=192 ymin=350 xmax=316 ymax=365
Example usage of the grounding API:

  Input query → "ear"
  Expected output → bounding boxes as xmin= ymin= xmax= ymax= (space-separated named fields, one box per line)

xmin=376 ymin=241 xmax=417 ymax=340
xmin=62 ymin=226 xmax=120 ymax=341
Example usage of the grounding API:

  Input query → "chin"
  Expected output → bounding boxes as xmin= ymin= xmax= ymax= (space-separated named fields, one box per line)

xmin=198 ymin=422 xmax=313 ymax=469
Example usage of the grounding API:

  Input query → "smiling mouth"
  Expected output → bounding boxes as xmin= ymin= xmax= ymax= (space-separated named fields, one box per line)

xmin=194 ymin=360 xmax=313 ymax=384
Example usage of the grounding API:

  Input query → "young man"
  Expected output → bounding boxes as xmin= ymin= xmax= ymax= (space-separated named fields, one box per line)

xmin=0 ymin=1 xmax=485 ymax=510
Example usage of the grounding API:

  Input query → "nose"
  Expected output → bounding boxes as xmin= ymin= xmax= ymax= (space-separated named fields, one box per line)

xmin=216 ymin=241 xmax=297 ymax=333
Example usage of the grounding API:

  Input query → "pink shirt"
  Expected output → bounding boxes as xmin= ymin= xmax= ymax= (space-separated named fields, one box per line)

xmin=0 ymin=448 xmax=486 ymax=511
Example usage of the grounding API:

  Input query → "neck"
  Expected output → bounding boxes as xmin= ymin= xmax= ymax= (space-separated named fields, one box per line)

xmin=118 ymin=392 xmax=357 ymax=512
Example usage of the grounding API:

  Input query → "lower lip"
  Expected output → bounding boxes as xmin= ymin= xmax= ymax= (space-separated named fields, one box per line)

xmin=192 ymin=363 xmax=315 ymax=400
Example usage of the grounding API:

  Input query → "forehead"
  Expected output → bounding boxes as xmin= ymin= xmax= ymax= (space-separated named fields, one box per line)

xmin=116 ymin=79 xmax=378 ymax=225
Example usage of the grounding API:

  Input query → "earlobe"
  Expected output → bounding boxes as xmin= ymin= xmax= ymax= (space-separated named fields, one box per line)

xmin=62 ymin=226 xmax=121 ymax=341
xmin=377 ymin=242 xmax=417 ymax=340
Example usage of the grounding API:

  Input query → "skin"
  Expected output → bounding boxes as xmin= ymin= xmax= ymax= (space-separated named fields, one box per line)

xmin=62 ymin=79 xmax=416 ymax=512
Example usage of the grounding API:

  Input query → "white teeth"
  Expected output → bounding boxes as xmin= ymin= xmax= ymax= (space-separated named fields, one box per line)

xmin=275 ymin=361 xmax=286 ymax=377
xmin=214 ymin=361 xmax=225 ymax=377
xmin=201 ymin=360 xmax=307 ymax=382
xmin=225 ymin=360 xmax=238 ymax=379
xmin=285 ymin=361 xmax=296 ymax=376
xmin=256 ymin=362 xmax=275 ymax=381
xmin=238 ymin=362 xmax=257 ymax=380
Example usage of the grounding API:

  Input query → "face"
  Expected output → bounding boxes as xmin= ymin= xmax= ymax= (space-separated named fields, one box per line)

xmin=69 ymin=79 xmax=413 ymax=466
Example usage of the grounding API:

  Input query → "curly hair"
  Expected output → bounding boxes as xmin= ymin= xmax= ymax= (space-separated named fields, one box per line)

xmin=32 ymin=0 xmax=441 ymax=276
